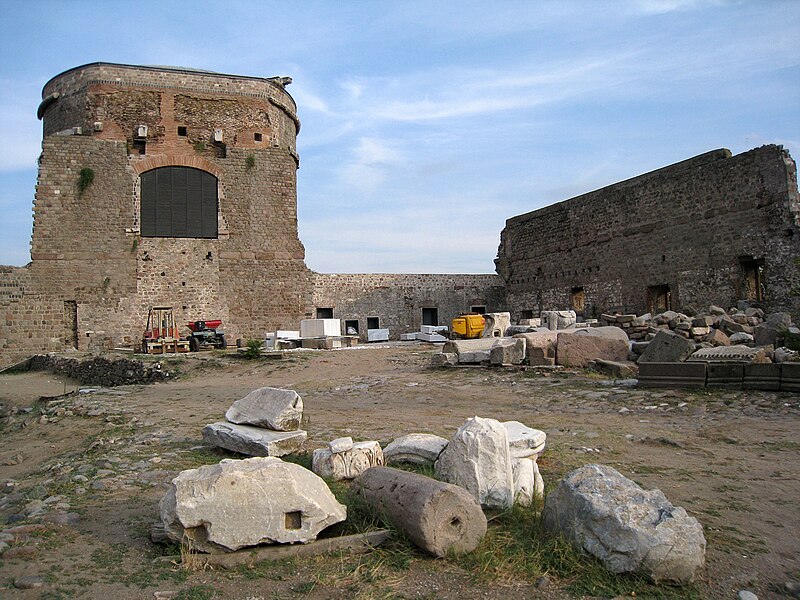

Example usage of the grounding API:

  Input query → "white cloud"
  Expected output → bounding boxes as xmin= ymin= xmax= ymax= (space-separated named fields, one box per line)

xmin=340 ymin=137 xmax=406 ymax=193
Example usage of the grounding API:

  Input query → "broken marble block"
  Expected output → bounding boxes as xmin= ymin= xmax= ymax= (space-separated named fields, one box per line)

xmin=502 ymin=421 xmax=546 ymax=458
xmin=489 ymin=338 xmax=527 ymax=365
xmin=225 ymin=387 xmax=303 ymax=432
xmin=312 ymin=441 xmax=384 ymax=481
xmin=543 ymin=464 xmax=705 ymax=585
xmin=383 ymin=433 xmax=448 ymax=466
xmin=434 ymin=416 xmax=514 ymax=509
xmin=202 ymin=422 xmax=306 ymax=457
xmin=160 ymin=457 xmax=346 ymax=552
xmin=328 ymin=437 xmax=354 ymax=453
xmin=511 ymin=457 xmax=544 ymax=506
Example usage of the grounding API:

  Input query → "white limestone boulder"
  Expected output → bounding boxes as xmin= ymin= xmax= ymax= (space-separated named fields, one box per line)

xmin=434 ymin=416 xmax=514 ymax=509
xmin=543 ymin=464 xmax=705 ymax=585
xmin=502 ymin=421 xmax=546 ymax=458
xmin=512 ymin=458 xmax=544 ymax=506
xmin=383 ymin=433 xmax=448 ymax=466
xmin=328 ymin=437 xmax=354 ymax=453
xmin=225 ymin=387 xmax=303 ymax=432
xmin=312 ymin=441 xmax=384 ymax=481
xmin=159 ymin=457 xmax=346 ymax=552
xmin=202 ymin=422 xmax=306 ymax=457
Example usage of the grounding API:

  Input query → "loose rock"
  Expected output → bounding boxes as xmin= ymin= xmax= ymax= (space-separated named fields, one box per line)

xmin=225 ymin=387 xmax=303 ymax=431
xmin=312 ymin=441 xmax=384 ymax=480
xmin=202 ymin=422 xmax=306 ymax=457
xmin=383 ymin=433 xmax=448 ymax=466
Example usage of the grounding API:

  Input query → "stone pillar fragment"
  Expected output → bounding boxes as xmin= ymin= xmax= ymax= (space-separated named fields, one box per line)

xmin=354 ymin=466 xmax=487 ymax=557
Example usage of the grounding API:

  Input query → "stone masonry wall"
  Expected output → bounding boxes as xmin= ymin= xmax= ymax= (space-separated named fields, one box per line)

xmin=312 ymin=273 xmax=506 ymax=339
xmin=496 ymin=145 xmax=800 ymax=321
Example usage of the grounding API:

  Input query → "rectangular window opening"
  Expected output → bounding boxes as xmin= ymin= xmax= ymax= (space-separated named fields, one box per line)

xmin=470 ymin=305 xmax=486 ymax=314
xmin=316 ymin=307 xmax=334 ymax=319
xmin=254 ymin=132 xmax=263 ymax=142
xmin=520 ymin=310 xmax=534 ymax=320
xmin=367 ymin=317 xmax=380 ymax=329
xmin=177 ymin=126 xmax=187 ymax=137
xmin=422 ymin=307 xmax=439 ymax=327
xmin=345 ymin=319 xmax=359 ymax=335
xmin=284 ymin=511 xmax=302 ymax=530
xmin=131 ymin=140 xmax=146 ymax=155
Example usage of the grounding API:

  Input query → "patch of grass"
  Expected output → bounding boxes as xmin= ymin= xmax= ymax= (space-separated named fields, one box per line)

xmin=176 ymin=585 xmax=219 ymax=600
xmin=242 ymin=338 xmax=264 ymax=359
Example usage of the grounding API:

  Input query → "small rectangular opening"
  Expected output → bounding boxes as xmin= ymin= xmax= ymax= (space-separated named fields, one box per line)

xmin=316 ymin=307 xmax=334 ymax=319
xmin=422 ymin=307 xmax=439 ymax=326
xmin=367 ymin=316 xmax=380 ymax=329
xmin=177 ymin=126 xmax=187 ymax=136
xmin=470 ymin=305 xmax=486 ymax=315
xmin=646 ymin=285 xmax=671 ymax=314
xmin=131 ymin=140 xmax=146 ymax=155
xmin=254 ymin=132 xmax=263 ymax=142
xmin=520 ymin=309 xmax=534 ymax=320
xmin=570 ymin=287 xmax=585 ymax=314
xmin=285 ymin=511 xmax=302 ymax=530
xmin=739 ymin=256 xmax=765 ymax=302
xmin=345 ymin=319 xmax=359 ymax=335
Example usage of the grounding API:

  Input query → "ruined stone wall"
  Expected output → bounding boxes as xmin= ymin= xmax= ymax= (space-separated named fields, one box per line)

xmin=496 ymin=145 xmax=800 ymax=320
xmin=312 ymin=273 xmax=506 ymax=339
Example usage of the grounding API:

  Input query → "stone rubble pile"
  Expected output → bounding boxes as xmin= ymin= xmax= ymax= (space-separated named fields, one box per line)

xmin=203 ymin=387 xmax=307 ymax=457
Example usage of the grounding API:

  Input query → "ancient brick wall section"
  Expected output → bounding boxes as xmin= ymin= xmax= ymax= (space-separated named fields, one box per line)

xmin=496 ymin=145 xmax=800 ymax=321
xmin=312 ymin=273 xmax=506 ymax=338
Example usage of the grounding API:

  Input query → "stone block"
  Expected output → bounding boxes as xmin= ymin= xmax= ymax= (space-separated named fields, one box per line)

xmin=705 ymin=328 xmax=731 ymax=346
xmin=312 ymin=441 xmax=384 ymax=481
xmin=743 ymin=363 xmax=781 ymax=391
xmin=718 ymin=316 xmax=752 ymax=336
xmin=637 ymin=362 xmax=706 ymax=388
xmin=482 ymin=312 xmax=511 ymax=337
xmin=502 ymin=420 xmax=546 ymax=458
xmin=443 ymin=338 xmax=496 ymax=363
xmin=367 ymin=328 xmax=389 ymax=342
xmin=400 ymin=332 xmax=417 ymax=341
xmin=160 ymin=457 xmax=346 ymax=552
xmin=526 ymin=346 xmax=556 ymax=366
xmin=383 ymin=433 xmax=448 ymax=466
xmin=225 ymin=386 xmax=303 ymax=431
xmin=574 ymin=326 xmax=630 ymax=342
xmin=780 ymin=362 xmax=800 ymax=392
xmin=434 ymin=416 xmax=514 ymax=509
xmin=637 ymin=330 xmax=695 ymax=363
xmin=590 ymin=359 xmax=637 ymax=379
xmin=542 ymin=310 xmax=577 ymax=330
xmin=354 ymin=466 xmax=486 ymax=557
xmin=511 ymin=457 xmax=543 ymax=507
xmin=706 ymin=363 xmax=744 ymax=389
xmin=556 ymin=333 xmax=629 ymax=367
xmin=417 ymin=332 xmax=448 ymax=343
xmin=687 ymin=345 xmax=768 ymax=363
xmin=301 ymin=337 xmax=338 ymax=350
xmin=490 ymin=338 xmax=526 ymax=365
xmin=543 ymin=464 xmax=705 ymax=585
xmin=300 ymin=319 xmax=341 ymax=338
xmin=420 ymin=325 xmax=448 ymax=335
xmin=431 ymin=352 xmax=459 ymax=366
xmin=328 ymin=437 xmax=354 ymax=453
xmin=275 ymin=330 xmax=300 ymax=339
xmin=203 ymin=422 xmax=307 ymax=457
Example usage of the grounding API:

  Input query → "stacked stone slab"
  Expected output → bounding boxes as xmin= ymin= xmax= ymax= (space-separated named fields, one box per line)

xmin=203 ymin=387 xmax=307 ymax=456
xmin=312 ymin=438 xmax=384 ymax=481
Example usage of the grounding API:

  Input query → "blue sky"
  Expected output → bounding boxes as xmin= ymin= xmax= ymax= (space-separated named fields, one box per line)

xmin=0 ymin=0 xmax=798 ymax=273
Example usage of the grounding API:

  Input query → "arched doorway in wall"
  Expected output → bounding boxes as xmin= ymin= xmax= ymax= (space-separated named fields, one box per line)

xmin=140 ymin=167 xmax=218 ymax=238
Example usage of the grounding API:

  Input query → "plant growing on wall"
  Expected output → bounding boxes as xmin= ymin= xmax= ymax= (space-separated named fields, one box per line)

xmin=193 ymin=141 xmax=206 ymax=153
xmin=77 ymin=167 xmax=95 ymax=194
xmin=245 ymin=154 xmax=256 ymax=170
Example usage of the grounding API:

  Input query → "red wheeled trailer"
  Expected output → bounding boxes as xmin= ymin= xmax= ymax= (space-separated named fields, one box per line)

xmin=186 ymin=319 xmax=227 ymax=352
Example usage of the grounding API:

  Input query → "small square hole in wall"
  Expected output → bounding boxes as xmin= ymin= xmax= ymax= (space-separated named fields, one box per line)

xmin=254 ymin=132 xmax=263 ymax=142
xmin=177 ymin=126 xmax=187 ymax=136
xmin=285 ymin=511 xmax=302 ymax=530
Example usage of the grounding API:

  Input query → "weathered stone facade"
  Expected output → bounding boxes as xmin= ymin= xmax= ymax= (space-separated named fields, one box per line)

xmin=312 ymin=273 xmax=505 ymax=339
xmin=496 ymin=146 xmax=800 ymax=321
xmin=0 ymin=63 xmax=505 ymax=363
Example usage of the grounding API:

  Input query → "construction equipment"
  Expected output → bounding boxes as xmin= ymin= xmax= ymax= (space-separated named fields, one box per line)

xmin=451 ymin=313 xmax=485 ymax=339
xmin=142 ymin=306 xmax=190 ymax=354
xmin=186 ymin=319 xmax=227 ymax=351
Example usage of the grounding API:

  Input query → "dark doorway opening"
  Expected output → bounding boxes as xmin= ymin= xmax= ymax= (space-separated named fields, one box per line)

xmin=367 ymin=316 xmax=380 ymax=329
xmin=739 ymin=256 xmax=765 ymax=302
xmin=422 ymin=307 xmax=439 ymax=326
xmin=571 ymin=287 xmax=585 ymax=314
xmin=646 ymin=285 xmax=671 ymax=314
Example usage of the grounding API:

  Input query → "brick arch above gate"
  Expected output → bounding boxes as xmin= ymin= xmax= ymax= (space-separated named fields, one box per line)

xmin=132 ymin=155 xmax=223 ymax=178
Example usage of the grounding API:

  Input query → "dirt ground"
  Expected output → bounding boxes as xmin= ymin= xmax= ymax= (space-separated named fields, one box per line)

xmin=1 ymin=343 xmax=798 ymax=599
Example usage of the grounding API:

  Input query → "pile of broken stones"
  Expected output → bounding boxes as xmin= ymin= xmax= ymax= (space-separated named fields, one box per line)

xmin=159 ymin=386 xmax=706 ymax=585
xmin=435 ymin=305 xmax=799 ymax=379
